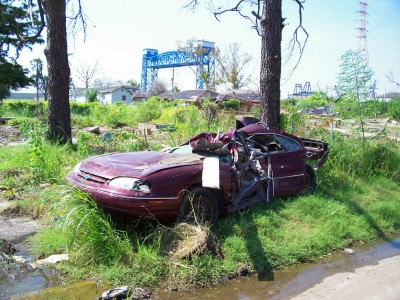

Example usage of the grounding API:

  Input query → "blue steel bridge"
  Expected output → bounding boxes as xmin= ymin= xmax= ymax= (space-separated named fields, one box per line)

xmin=140 ymin=40 xmax=215 ymax=92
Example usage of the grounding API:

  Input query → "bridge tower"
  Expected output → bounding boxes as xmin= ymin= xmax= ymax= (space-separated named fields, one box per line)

xmin=141 ymin=40 xmax=215 ymax=92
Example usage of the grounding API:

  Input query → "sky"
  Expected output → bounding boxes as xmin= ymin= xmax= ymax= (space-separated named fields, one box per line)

xmin=17 ymin=0 xmax=400 ymax=97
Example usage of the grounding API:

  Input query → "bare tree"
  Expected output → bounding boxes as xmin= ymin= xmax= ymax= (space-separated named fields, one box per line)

xmin=216 ymin=43 xmax=252 ymax=90
xmin=185 ymin=0 xmax=307 ymax=129
xmin=387 ymin=71 xmax=400 ymax=88
xmin=148 ymin=78 xmax=169 ymax=96
xmin=178 ymin=38 xmax=219 ymax=90
xmin=76 ymin=61 xmax=98 ymax=88
xmin=92 ymin=77 xmax=123 ymax=89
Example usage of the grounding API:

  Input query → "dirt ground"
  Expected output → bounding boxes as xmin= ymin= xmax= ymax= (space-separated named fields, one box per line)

xmin=0 ymin=125 xmax=25 ymax=146
xmin=292 ymin=254 xmax=400 ymax=299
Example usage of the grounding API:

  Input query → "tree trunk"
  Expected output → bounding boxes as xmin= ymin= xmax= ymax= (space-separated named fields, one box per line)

xmin=259 ymin=0 xmax=282 ymax=129
xmin=43 ymin=0 xmax=71 ymax=144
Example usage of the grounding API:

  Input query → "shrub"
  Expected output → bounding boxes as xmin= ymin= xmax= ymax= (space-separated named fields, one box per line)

xmin=70 ymin=102 xmax=90 ymax=116
xmin=85 ymin=89 xmax=97 ymax=103
xmin=3 ymin=100 xmax=47 ymax=118
xmin=295 ymin=92 xmax=329 ymax=110
xmin=221 ymin=98 xmax=241 ymax=111
xmin=135 ymin=97 xmax=170 ymax=123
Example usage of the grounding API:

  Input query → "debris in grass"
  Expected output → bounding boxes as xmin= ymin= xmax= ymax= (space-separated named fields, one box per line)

xmin=0 ymin=238 xmax=16 ymax=255
xmin=344 ymin=248 xmax=356 ymax=255
xmin=87 ymin=126 xmax=101 ymax=134
xmin=27 ymin=254 xmax=69 ymax=269
xmin=161 ymin=222 xmax=223 ymax=260
xmin=99 ymin=285 xmax=129 ymax=300
xmin=131 ymin=287 xmax=152 ymax=299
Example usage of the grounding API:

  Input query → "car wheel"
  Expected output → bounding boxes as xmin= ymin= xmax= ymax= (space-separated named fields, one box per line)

xmin=177 ymin=187 xmax=219 ymax=225
xmin=301 ymin=164 xmax=317 ymax=195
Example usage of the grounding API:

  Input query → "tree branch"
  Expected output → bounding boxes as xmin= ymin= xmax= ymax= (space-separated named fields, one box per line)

xmin=18 ymin=0 xmax=46 ymax=45
xmin=67 ymin=0 xmax=89 ymax=41
xmin=282 ymin=0 xmax=309 ymax=84
xmin=212 ymin=0 xmax=260 ymax=34
xmin=387 ymin=71 xmax=400 ymax=88
xmin=183 ymin=0 xmax=200 ymax=11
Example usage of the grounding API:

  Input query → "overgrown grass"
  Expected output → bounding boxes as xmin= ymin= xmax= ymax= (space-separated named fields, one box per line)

xmin=215 ymin=174 xmax=400 ymax=274
xmin=1 ymin=102 xmax=400 ymax=290
xmin=289 ymin=94 xmax=400 ymax=120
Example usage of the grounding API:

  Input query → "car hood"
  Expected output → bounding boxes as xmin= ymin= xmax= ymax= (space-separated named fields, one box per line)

xmin=79 ymin=151 xmax=204 ymax=179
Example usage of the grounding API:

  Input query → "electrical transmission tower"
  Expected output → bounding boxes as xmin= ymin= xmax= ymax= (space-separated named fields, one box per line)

xmin=357 ymin=1 xmax=369 ymax=60
xmin=357 ymin=1 xmax=376 ymax=98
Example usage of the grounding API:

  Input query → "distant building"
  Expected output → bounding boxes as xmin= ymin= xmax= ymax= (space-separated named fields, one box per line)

xmin=70 ymin=85 xmax=139 ymax=104
xmin=298 ymin=106 xmax=333 ymax=116
xmin=217 ymin=90 xmax=260 ymax=112
xmin=131 ymin=91 xmax=150 ymax=103
xmin=7 ymin=92 xmax=45 ymax=101
xmin=158 ymin=89 xmax=219 ymax=103
xmin=378 ymin=92 xmax=400 ymax=101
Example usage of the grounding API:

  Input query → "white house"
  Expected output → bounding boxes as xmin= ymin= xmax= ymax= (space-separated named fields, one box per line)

xmin=71 ymin=85 xmax=139 ymax=105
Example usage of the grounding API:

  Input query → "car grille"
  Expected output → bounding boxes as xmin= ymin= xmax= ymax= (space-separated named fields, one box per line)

xmin=77 ymin=171 xmax=109 ymax=184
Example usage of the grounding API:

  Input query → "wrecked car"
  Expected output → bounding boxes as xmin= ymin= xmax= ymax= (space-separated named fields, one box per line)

xmin=66 ymin=118 xmax=329 ymax=223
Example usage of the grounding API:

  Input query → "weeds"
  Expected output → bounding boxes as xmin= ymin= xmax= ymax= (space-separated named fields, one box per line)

xmin=1 ymin=98 xmax=400 ymax=290
xmin=43 ymin=186 xmax=134 ymax=266
xmin=76 ymin=130 xmax=145 ymax=156
xmin=20 ymin=121 xmax=47 ymax=183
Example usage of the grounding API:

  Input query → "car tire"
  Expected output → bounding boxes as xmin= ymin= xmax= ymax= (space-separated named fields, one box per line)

xmin=177 ymin=187 xmax=219 ymax=225
xmin=302 ymin=164 xmax=317 ymax=195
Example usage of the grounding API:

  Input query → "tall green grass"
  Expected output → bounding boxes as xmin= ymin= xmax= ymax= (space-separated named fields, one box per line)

xmin=45 ymin=187 xmax=133 ymax=266
xmin=1 ymin=100 xmax=400 ymax=289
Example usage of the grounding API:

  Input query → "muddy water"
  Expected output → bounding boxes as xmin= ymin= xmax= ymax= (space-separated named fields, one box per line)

xmin=6 ymin=236 xmax=400 ymax=300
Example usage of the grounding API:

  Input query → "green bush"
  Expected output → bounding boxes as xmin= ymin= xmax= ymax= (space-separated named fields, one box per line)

xmin=387 ymin=98 xmax=400 ymax=120
xmin=221 ymin=98 xmax=241 ymax=111
xmin=295 ymin=92 xmax=329 ymax=110
xmin=2 ymin=100 xmax=47 ymax=118
xmin=323 ymin=136 xmax=400 ymax=181
xmin=334 ymin=98 xmax=400 ymax=120
xmin=280 ymin=103 xmax=305 ymax=133
xmin=70 ymin=102 xmax=90 ymax=116
xmin=135 ymin=97 xmax=171 ymax=124
xmin=76 ymin=130 xmax=145 ymax=156
xmin=85 ymin=89 xmax=97 ymax=103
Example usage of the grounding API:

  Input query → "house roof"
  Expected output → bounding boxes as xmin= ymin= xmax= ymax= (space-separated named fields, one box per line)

xmin=217 ymin=90 xmax=260 ymax=103
xmin=158 ymin=89 xmax=219 ymax=101
xmin=132 ymin=91 xmax=150 ymax=99
xmin=71 ymin=85 xmax=139 ymax=97
xmin=378 ymin=92 xmax=400 ymax=99
xmin=7 ymin=92 xmax=45 ymax=100
xmin=96 ymin=85 xmax=137 ymax=94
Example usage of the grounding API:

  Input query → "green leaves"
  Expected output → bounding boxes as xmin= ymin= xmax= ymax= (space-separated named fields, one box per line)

xmin=336 ymin=49 xmax=375 ymax=102
xmin=20 ymin=121 xmax=47 ymax=183
xmin=1 ymin=1 xmax=45 ymax=99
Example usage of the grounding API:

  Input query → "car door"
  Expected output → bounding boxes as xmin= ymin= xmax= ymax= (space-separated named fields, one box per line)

xmin=255 ymin=134 xmax=307 ymax=197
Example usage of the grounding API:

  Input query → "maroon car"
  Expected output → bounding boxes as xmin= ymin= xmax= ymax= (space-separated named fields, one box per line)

xmin=66 ymin=118 xmax=329 ymax=224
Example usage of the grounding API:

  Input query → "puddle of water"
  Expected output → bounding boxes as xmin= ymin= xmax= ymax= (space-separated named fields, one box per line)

xmin=155 ymin=236 xmax=400 ymax=300
xmin=9 ymin=281 xmax=101 ymax=300
xmin=4 ymin=236 xmax=400 ymax=300
xmin=1 ymin=269 xmax=53 ymax=300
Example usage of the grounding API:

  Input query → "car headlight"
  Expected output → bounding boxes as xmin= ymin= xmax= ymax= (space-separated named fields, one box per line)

xmin=73 ymin=162 xmax=82 ymax=174
xmin=108 ymin=177 xmax=151 ymax=193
